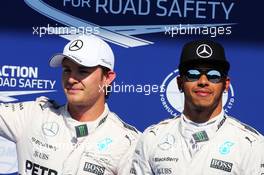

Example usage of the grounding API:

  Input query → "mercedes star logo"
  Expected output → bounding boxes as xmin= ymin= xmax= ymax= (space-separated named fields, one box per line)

xmin=69 ymin=39 xmax=83 ymax=51
xmin=196 ymin=44 xmax=213 ymax=58
xmin=42 ymin=122 xmax=59 ymax=137
xmin=158 ymin=134 xmax=175 ymax=150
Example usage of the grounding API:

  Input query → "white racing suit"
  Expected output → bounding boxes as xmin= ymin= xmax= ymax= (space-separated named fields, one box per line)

xmin=0 ymin=98 xmax=140 ymax=175
xmin=130 ymin=112 xmax=264 ymax=175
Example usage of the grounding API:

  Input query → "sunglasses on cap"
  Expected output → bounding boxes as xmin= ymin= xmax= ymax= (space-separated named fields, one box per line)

xmin=184 ymin=68 xmax=226 ymax=83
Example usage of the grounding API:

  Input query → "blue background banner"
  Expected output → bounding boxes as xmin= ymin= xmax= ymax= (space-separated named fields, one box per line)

xmin=0 ymin=0 xmax=263 ymax=173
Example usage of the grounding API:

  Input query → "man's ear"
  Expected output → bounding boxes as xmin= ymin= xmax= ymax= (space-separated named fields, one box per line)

xmin=104 ymin=71 xmax=116 ymax=86
xmin=224 ymin=76 xmax=230 ymax=92
xmin=177 ymin=75 xmax=183 ymax=92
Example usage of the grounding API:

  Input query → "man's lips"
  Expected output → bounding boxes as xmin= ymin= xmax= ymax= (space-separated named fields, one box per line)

xmin=66 ymin=87 xmax=83 ymax=93
xmin=194 ymin=89 xmax=212 ymax=97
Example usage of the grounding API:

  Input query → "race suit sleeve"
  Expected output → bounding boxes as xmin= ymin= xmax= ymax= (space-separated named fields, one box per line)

xmin=0 ymin=102 xmax=31 ymax=142
xmin=129 ymin=131 xmax=154 ymax=175
xmin=0 ymin=97 xmax=52 ymax=142
xmin=241 ymin=138 xmax=264 ymax=174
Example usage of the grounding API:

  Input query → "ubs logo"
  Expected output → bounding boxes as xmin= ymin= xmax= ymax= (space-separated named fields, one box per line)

xmin=160 ymin=69 xmax=235 ymax=116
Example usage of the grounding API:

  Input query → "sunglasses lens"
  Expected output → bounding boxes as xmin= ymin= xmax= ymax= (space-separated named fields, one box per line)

xmin=207 ymin=70 xmax=222 ymax=83
xmin=185 ymin=69 xmax=223 ymax=83
xmin=186 ymin=69 xmax=201 ymax=81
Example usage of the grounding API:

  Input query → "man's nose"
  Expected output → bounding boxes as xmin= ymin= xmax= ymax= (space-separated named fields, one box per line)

xmin=197 ymin=74 xmax=209 ymax=86
xmin=67 ymin=72 xmax=79 ymax=83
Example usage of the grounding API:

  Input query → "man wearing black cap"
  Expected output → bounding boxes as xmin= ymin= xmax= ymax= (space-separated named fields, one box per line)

xmin=129 ymin=40 xmax=264 ymax=174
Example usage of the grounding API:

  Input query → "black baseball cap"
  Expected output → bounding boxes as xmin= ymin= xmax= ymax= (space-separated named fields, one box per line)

xmin=178 ymin=40 xmax=230 ymax=75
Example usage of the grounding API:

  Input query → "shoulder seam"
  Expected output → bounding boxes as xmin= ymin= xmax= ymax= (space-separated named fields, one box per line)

xmin=227 ymin=116 xmax=261 ymax=137
xmin=110 ymin=112 xmax=139 ymax=134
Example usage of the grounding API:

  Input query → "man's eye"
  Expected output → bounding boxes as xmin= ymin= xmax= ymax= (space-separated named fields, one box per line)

xmin=79 ymin=70 xmax=89 ymax=74
xmin=63 ymin=69 xmax=71 ymax=73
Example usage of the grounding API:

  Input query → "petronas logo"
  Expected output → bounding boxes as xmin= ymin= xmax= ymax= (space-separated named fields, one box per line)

xmin=75 ymin=124 xmax=88 ymax=138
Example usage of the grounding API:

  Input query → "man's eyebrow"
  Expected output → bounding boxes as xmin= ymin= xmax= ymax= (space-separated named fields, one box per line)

xmin=79 ymin=66 xmax=98 ymax=70
xmin=78 ymin=66 xmax=88 ymax=69
xmin=62 ymin=65 xmax=70 ymax=68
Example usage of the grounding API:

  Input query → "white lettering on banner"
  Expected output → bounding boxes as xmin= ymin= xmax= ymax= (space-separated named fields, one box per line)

xmin=64 ymin=0 xmax=91 ymax=8
xmin=0 ymin=78 xmax=17 ymax=87
xmin=18 ymin=79 xmax=56 ymax=89
xmin=0 ymin=66 xmax=38 ymax=78
xmin=0 ymin=65 xmax=57 ymax=91
xmin=0 ymin=64 xmax=57 ymax=102
xmin=93 ymin=0 xmax=234 ymax=19
xmin=62 ymin=0 xmax=235 ymax=20
xmin=95 ymin=0 xmax=151 ymax=15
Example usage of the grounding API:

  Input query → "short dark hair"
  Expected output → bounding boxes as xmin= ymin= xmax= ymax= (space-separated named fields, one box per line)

xmin=100 ymin=66 xmax=112 ymax=99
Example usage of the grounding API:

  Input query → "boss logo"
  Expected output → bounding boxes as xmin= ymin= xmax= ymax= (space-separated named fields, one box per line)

xmin=210 ymin=159 xmax=233 ymax=172
xmin=83 ymin=162 xmax=105 ymax=175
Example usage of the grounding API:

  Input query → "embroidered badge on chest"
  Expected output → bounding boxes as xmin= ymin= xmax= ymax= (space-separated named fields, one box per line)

xmin=219 ymin=141 xmax=234 ymax=155
xmin=192 ymin=131 xmax=209 ymax=143
xmin=75 ymin=124 xmax=88 ymax=138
